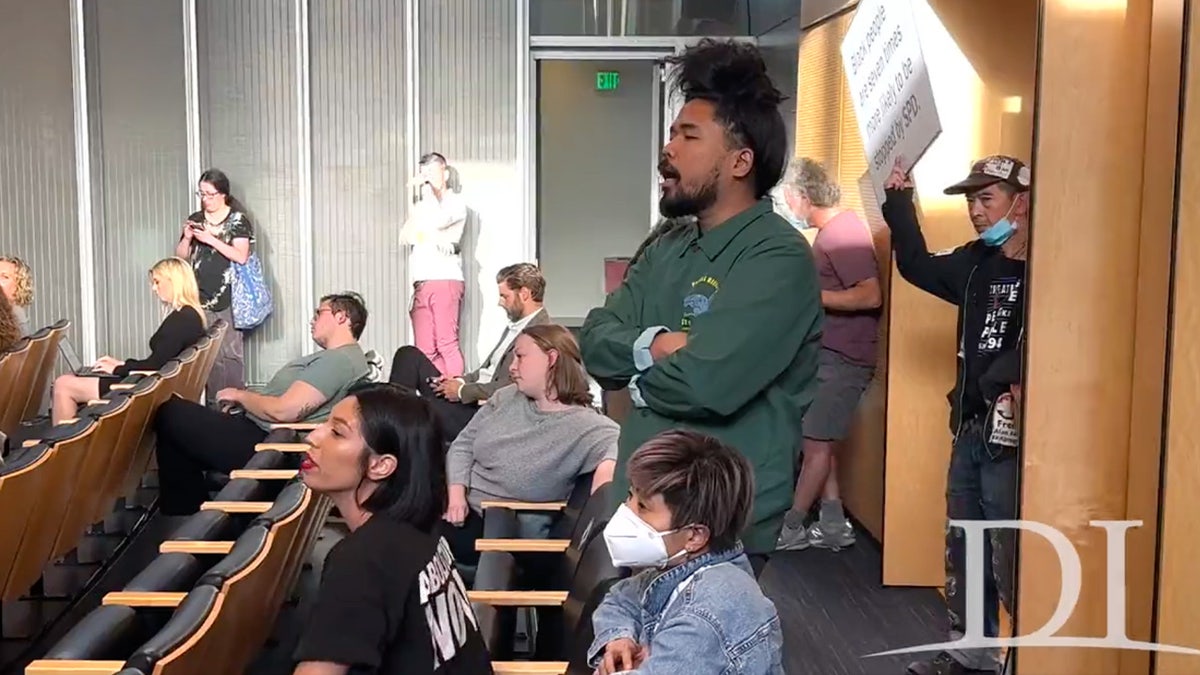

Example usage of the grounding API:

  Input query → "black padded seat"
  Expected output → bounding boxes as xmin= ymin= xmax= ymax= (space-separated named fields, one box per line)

xmin=558 ymin=534 xmax=621 ymax=669
xmin=1 ymin=335 xmax=28 ymax=355
xmin=122 ymin=585 xmax=220 ymax=674
xmin=263 ymin=427 xmax=301 ymax=443
xmin=547 ymin=472 xmax=595 ymax=540
xmin=206 ymin=318 xmax=227 ymax=339
xmin=42 ymin=605 xmax=143 ymax=661
xmin=211 ymin=476 xmax=279 ymax=504
xmin=196 ymin=524 xmax=269 ymax=589
xmin=250 ymin=481 xmax=306 ymax=527
xmin=37 ymin=417 xmax=94 ymax=444
xmin=514 ymin=482 xmax=614 ymax=593
xmin=0 ymin=440 xmax=48 ymax=476
xmin=168 ymin=509 xmax=235 ymax=542
xmin=243 ymin=449 xmax=288 ymax=470
xmin=123 ymin=553 xmax=206 ymax=594
xmin=78 ymin=395 xmax=130 ymax=422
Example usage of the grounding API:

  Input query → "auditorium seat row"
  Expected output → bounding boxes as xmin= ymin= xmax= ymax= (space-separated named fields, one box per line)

xmin=470 ymin=478 xmax=625 ymax=675
xmin=0 ymin=321 xmax=225 ymax=604
xmin=25 ymin=475 xmax=329 ymax=674
xmin=0 ymin=320 xmax=70 ymax=442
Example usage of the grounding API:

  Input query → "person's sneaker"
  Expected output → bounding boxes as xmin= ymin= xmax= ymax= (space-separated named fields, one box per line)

xmin=907 ymin=651 xmax=996 ymax=674
xmin=364 ymin=350 xmax=385 ymax=382
xmin=808 ymin=519 xmax=856 ymax=550
xmin=775 ymin=521 xmax=812 ymax=551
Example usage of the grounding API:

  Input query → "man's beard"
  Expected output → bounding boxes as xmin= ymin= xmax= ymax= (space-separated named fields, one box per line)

xmin=659 ymin=169 xmax=720 ymax=219
xmin=505 ymin=304 xmax=523 ymax=322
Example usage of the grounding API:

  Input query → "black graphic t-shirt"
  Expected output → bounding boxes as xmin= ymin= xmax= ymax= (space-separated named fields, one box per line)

xmin=185 ymin=210 xmax=254 ymax=312
xmin=962 ymin=253 xmax=1026 ymax=419
xmin=294 ymin=516 xmax=493 ymax=675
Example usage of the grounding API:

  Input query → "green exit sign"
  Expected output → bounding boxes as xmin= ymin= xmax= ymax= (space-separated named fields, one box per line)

xmin=596 ymin=71 xmax=620 ymax=91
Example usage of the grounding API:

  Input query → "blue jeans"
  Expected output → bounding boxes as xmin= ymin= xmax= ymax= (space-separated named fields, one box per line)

xmin=944 ymin=421 xmax=1019 ymax=669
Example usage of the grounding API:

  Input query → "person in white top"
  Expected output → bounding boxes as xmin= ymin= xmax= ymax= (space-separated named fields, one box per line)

xmin=389 ymin=262 xmax=551 ymax=440
xmin=400 ymin=152 xmax=468 ymax=377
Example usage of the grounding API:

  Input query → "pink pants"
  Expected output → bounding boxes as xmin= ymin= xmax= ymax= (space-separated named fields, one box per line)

xmin=411 ymin=279 xmax=465 ymax=377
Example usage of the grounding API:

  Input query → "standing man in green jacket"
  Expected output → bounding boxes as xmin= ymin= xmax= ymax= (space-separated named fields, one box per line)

xmin=580 ymin=38 xmax=823 ymax=576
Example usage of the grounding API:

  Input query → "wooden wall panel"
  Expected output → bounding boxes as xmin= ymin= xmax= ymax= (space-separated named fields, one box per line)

xmin=1017 ymin=0 xmax=1161 ymax=672
xmin=792 ymin=1 xmax=1037 ymax=579
xmin=1154 ymin=1 xmax=1200 ymax=672
xmin=1122 ymin=1 xmax=1184 ymax=672
xmin=880 ymin=0 xmax=1037 ymax=587
xmin=793 ymin=12 xmax=891 ymax=541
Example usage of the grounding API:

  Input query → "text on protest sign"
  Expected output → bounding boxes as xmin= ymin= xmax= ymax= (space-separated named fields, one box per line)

xmin=841 ymin=0 xmax=941 ymax=196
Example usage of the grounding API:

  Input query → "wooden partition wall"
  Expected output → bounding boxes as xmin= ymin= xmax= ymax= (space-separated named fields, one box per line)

xmin=1154 ymin=1 xmax=1200 ymax=673
xmin=793 ymin=0 xmax=1037 ymax=587
xmin=793 ymin=7 xmax=890 ymax=544
xmin=1016 ymin=0 xmax=1180 ymax=673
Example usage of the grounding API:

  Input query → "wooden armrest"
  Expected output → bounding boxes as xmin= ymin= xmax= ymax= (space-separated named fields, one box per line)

xmin=201 ymin=501 xmax=272 ymax=513
xmin=103 ymin=591 xmax=186 ymax=608
xmin=491 ymin=663 xmax=569 ymax=675
xmin=159 ymin=540 xmax=233 ymax=554
xmin=475 ymin=539 xmax=570 ymax=553
xmin=270 ymin=422 xmax=319 ymax=430
xmin=129 ymin=370 xmax=156 ymax=376
xmin=109 ymin=383 xmax=134 ymax=390
xmin=480 ymin=500 xmax=567 ymax=512
xmin=25 ymin=660 xmax=126 ymax=674
xmin=255 ymin=442 xmax=308 ymax=452
xmin=229 ymin=469 xmax=298 ymax=480
xmin=467 ymin=590 xmax=568 ymax=607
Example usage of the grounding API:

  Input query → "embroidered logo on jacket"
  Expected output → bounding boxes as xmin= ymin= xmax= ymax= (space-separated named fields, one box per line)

xmin=682 ymin=276 xmax=720 ymax=331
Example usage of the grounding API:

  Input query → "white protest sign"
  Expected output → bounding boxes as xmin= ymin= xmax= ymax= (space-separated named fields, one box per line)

xmin=841 ymin=0 xmax=941 ymax=204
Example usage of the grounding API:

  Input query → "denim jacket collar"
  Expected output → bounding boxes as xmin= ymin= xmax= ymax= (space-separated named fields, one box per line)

xmin=640 ymin=542 xmax=746 ymax=618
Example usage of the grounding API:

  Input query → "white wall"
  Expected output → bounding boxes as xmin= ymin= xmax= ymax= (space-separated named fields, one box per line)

xmin=537 ymin=59 xmax=659 ymax=324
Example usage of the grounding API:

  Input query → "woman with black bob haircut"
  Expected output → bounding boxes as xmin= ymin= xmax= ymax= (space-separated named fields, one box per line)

xmin=292 ymin=382 xmax=494 ymax=675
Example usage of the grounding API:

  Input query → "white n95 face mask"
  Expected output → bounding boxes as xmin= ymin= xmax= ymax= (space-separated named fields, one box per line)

xmin=602 ymin=504 xmax=689 ymax=568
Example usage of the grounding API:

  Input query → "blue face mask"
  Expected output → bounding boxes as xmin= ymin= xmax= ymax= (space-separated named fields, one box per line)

xmin=980 ymin=218 xmax=1015 ymax=247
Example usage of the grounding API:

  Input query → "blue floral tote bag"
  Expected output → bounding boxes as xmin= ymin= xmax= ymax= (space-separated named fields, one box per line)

xmin=230 ymin=253 xmax=273 ymax=330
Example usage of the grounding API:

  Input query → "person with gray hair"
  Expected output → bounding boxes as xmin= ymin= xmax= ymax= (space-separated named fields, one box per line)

xmin=776 ymin=157 xmax=882 ymax=553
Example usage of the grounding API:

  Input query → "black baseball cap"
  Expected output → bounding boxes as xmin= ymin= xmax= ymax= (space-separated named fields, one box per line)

xmin=943 ymin=155 xmax=1031 ymax=195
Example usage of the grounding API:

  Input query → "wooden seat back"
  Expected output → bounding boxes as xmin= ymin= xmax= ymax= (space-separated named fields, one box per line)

xmin=3 ymin=419 xmax=97 ymax=600
xmin=51 ymin=397 xmax=135 ymax=560
xmin=158 ymin=486 xmax=317 ymax=674
xmin=0 ymin=338 xmax=33 ymax=435
xmin=0 ymin=336 xmax=45 ymax=436
xmin=0 ymin=445 xmax=54 ymax=599
xmin=22 ymin=320 xmax=70 ymax=419
xmin=90 ymin=377 xmax=161 ymax=524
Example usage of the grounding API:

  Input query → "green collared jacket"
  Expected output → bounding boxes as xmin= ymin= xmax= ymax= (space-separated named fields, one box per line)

xmin=580 ymin=198 xmax=823 ymax=553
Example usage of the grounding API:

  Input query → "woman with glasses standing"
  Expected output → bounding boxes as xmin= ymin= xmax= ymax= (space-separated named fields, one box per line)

xmin=175 ymin=168 xmax=254 ymax=400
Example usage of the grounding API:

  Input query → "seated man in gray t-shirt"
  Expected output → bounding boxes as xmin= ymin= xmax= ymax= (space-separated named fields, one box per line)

xmin=152 ymin=292 xmax=370 ymax=516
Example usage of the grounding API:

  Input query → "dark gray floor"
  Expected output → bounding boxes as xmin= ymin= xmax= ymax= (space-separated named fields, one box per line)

xmin=253 ymin=526 xmax=946 ymax=675
xmin=762 ymin=543 xmax=947 ymax=674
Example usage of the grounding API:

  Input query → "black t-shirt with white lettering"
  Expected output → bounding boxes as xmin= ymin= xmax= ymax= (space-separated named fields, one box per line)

xmin=962 ymin=252 xmax=1026 ymax=419
xmin=294 ymin=516 xmax=493 ymax=675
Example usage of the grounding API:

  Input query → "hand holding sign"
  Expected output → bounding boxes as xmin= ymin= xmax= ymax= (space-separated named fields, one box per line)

xmin=884 ymin=156 xmax=914 ymax=190
xmin=841 ymin=0 xmax=940 ymax=203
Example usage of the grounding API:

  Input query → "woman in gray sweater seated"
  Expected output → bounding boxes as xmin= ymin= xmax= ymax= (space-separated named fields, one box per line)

xmin=443 ymin=323 xmax=618 ymax=565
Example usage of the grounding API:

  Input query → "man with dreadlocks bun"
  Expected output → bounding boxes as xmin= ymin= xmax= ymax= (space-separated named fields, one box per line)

xmin=581 ymin=38 xmax=822 ymax=577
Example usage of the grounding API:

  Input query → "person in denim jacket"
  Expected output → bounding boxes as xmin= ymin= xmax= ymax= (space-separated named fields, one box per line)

xmin=589 ymin=430 xmax=785 ymax=674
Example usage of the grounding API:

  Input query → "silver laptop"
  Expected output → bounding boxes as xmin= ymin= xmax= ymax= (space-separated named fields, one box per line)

xmin=59 ymin=339 xmax=90 ymax=374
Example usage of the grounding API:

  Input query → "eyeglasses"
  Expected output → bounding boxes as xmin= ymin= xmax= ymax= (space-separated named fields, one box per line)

xmin=195 ymin=190 xmax=221 ymax=199
xmin=312 ymin=307 xmax=333 ymax=320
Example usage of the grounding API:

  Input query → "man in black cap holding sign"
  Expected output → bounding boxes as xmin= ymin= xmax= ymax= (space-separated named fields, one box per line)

xmin=882 ymin=155 xmax=1029 ymax=674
